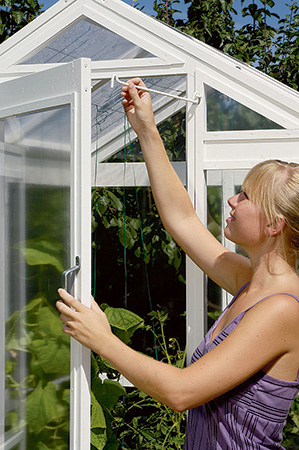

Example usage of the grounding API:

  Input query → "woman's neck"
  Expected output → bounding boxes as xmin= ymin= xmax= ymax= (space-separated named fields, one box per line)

xmin=248 ymin=251 xmax=298 ymax=293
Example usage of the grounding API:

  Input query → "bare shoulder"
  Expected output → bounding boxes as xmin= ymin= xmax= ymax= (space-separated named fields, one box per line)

xmin=245 ymin=293 xmax=299 ymax=340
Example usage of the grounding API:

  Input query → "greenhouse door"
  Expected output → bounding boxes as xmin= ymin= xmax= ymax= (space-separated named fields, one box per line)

xmin=0 ymin=59 xmax=91 ymax=450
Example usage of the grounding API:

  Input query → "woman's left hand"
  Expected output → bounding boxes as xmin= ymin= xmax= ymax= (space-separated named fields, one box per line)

xmin=56 ymin=289 xmax=112 ymax=353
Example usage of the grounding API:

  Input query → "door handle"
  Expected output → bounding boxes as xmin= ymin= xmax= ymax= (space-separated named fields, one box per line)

xmin=62 ymin=256 xmax=80 ymax=294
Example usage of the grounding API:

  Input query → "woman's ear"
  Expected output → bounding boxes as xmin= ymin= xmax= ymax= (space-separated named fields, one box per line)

xmin=265 ymin=215 xmax=286 ymax=237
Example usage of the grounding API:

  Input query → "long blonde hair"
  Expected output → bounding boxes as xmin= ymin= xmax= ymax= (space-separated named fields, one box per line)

xmin=242 ymin=160 xmax=299 ymax=267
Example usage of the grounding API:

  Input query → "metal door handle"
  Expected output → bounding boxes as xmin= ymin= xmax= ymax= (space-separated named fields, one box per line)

xmin=62 ymin=256 xmax=80 ymax=294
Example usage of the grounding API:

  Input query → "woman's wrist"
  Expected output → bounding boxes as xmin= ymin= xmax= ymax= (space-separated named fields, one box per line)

xmin=138 ymin=124 xmax=160 ymax=143
xmin=92 ymin=330 xmax=122 ymax=361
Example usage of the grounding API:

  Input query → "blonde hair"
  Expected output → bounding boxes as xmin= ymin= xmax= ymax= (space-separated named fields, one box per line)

xmin=242 ymin=160 xmax=299 ymax=266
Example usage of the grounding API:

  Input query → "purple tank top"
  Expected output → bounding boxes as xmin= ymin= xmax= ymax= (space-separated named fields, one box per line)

xmin=184 ymin=284 xmax=299 ymax=450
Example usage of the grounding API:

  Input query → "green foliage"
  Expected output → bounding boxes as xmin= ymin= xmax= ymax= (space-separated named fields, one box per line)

xmin=283 ymin=398 xmax=299 ymax=449
xmin=16 ymin=236 xmax=65 ymax=272
xmin=178 ymin=0 xmax=237 ymax=51
xmin=0 ymin=0 xmax=43 ymax=43
xmin=152 ymin=0 xmax=299 ymax=92
xmin=106 ymin=109 xmax=186 ymax=163
xmin=92 ymin=187 xmax=184 ymax=277
xmin=101 ymin=304 xmax=144 ymax=344
xmin=271 ymin=2 xmax=299 ymax=90
xmin=90 ymin=307 xmax=144 ymax=450
xmin=153 ymin=0 xmax=182 ymax=26
xmin=6 ymin=232 xmax=147 ymax=450
xmin=109 ymin=310 xmax=187 ymax=449
xmin=6 ymin=277 xmax=71 ymax=449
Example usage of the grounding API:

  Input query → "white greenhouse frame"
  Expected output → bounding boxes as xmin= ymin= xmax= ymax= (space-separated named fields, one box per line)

xmin=0 ymin=0 xmax=298 ymax=448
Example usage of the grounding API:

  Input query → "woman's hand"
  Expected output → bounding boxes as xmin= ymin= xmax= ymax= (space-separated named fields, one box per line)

xmin=121 ymin=78 xmax=157 ymax=136
xmin=56 ymin=289 xmax=112 ymax=353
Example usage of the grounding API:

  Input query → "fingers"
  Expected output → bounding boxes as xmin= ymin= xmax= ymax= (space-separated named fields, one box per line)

xmin=91 ymin=297 xmax=102 ymax=314
xmin=57 ymin=288 xmax=83 ymax=311
xmin=122 ymin=77 xmax=145 ymax=91
xmin=121 ymin=78 xmax=150 ymax=106
xmin=56 ymin=299 xmax=76 ymax=320
xmin=56 ymin=289 xmax=84 ymax=328
xmin=62 ymin=323 xmax=73 ymax=334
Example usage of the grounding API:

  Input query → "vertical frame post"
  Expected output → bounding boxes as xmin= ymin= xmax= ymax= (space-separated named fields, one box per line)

xmin=185 ymin=70 xmax=207 ymax=364
xmin=70 ymin=58 xmax=91 ymax=450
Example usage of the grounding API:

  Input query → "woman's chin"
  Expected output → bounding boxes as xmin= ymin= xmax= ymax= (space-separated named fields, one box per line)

xmin=224 ymin=227 xmax=235 ymax=244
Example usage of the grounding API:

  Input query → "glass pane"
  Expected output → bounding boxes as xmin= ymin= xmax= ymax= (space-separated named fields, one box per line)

xmin=1 ymin=106 xmax=71 ymax=449
xmin=206 ymin=86 xmax=283 ymax=131
xmin=21 ymin=19 xmax=153 ymax=64
xmin=206 ymin=169 xmax=249 ymax=326
xmin=105 ymin=108 xmax=186 ymax=163
xmin=91 ymin=186 xmax=187 ymax=446
xmin=93 ymin=75 xmax=186 ymax=162
xmin=92 ymin=187 xmax=186 ymax=356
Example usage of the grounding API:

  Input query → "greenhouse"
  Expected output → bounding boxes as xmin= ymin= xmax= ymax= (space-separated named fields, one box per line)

xmin=0 ymin=0 xmax=298 ymax=448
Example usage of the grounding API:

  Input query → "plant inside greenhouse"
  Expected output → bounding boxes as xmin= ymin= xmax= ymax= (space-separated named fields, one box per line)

xmin=1 ymin=0 xmax=299 ymax=449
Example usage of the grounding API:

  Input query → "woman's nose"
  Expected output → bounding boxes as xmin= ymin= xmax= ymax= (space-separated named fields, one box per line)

xmin=227 ymin=194 xmax=238 ymax=208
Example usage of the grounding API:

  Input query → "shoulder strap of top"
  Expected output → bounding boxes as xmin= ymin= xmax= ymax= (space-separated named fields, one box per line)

xmin=245 ymin=292 xmax=299 ymax=314
xmin=227 ymin=282 xmax=250 ymax=309
xmin=278 ymin=293 xmax=299 ymax=303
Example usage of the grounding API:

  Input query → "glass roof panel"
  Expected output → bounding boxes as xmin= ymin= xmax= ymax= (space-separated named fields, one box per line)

xmin=91 ymin=75 xmax=186 ymax=161
xmin=207 ymin=86 xmax=284 ymax=131
xmin=21 ymin=19 xmax=153 ymax=64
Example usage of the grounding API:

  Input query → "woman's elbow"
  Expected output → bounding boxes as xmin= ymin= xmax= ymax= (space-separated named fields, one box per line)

xmin=166 ymin=392 xmax=194 ymax=413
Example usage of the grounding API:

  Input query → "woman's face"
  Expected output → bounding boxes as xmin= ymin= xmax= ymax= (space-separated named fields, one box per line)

xmin=224 ymin=190 xmax=268 ymax=250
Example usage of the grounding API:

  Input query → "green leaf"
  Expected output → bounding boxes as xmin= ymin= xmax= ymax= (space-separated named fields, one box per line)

xmin=119 ymin=224 xmax=137 ymax=249
xmin=92 ymin=378 xmax=126 ymax=410
xmin=26 ymin=381 xmax=59 ymax=434
xmin=26 ymin=0 xmax=38 ymax=8
xmin=105 ymin=306 xmax=143 ymax=329
xmin=22 ymin=248 xmax=63 ymax=272
xmin=17 ymin=237 xmax=64 ymax=272
xmin=6 ymin=310 xmax=30 ymax=351
xmin=37 ymin=306 xmax=67 ymax=338
xmin=25 ymin=296 xmax=44 ymax=312
xmin=91 ymin=429 xmax=107 ymax=450
xmin=29 ymin=308 xmax=70 ymax=373
xmin=107 ymin=191 xmax=123 ymax=211
xmin=30 ymin=337 xmax=70 ymax=374
xmin=12 ymin=10 xmax=24 ymax=24
xmin=91 ymin=404 xmax=106 ymax=430
xmin=105 ymin=306 xmax=144 ymax=344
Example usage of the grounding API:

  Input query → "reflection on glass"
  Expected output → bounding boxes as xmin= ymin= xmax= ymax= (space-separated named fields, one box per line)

xmin=207 ymin=86 xmax=283 ymax=131
xmin=1 ymin=106 xmax=71 ymax=449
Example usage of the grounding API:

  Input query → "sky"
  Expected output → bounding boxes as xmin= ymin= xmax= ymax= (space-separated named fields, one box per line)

xmin=41 ymin=0 xmax=293 ymax=28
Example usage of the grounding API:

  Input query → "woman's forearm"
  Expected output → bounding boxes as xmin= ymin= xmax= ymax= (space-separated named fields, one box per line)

xmin=137 ymin=126 xmax=196 ymax=235
xmin=95 ymin=331 xmax=187 ymax=412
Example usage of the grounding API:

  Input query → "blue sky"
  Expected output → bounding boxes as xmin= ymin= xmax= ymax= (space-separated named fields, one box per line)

xmin=41 ymin=0 xmax=293 ymax=27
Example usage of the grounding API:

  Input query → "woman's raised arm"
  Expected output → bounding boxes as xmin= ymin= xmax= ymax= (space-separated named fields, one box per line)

xmin=121 ymin=79 xmax=251 ymax=295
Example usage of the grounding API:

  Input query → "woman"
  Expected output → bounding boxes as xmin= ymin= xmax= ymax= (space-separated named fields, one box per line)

xmin=56 ymin=79 xmax=299 ymax=449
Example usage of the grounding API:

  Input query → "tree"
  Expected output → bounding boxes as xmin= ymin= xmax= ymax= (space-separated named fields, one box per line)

xmin=230 ymin=0 xmax=299 ymax=90
xmin=151 ymin=0 xmax=299 ymax=91
xmin=0 ymin=0 xmax=43 ymax=43
xmin=181 ymin=0 xmax=237 ymax=52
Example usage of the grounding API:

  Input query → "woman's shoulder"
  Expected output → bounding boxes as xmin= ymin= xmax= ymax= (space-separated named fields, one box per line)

xmin=244 ymin=290 xmax=299 ymax=334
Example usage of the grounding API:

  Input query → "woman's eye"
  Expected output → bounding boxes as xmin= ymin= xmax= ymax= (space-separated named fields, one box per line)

xmin=242 ymin=191 xmax=249 ymax=200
